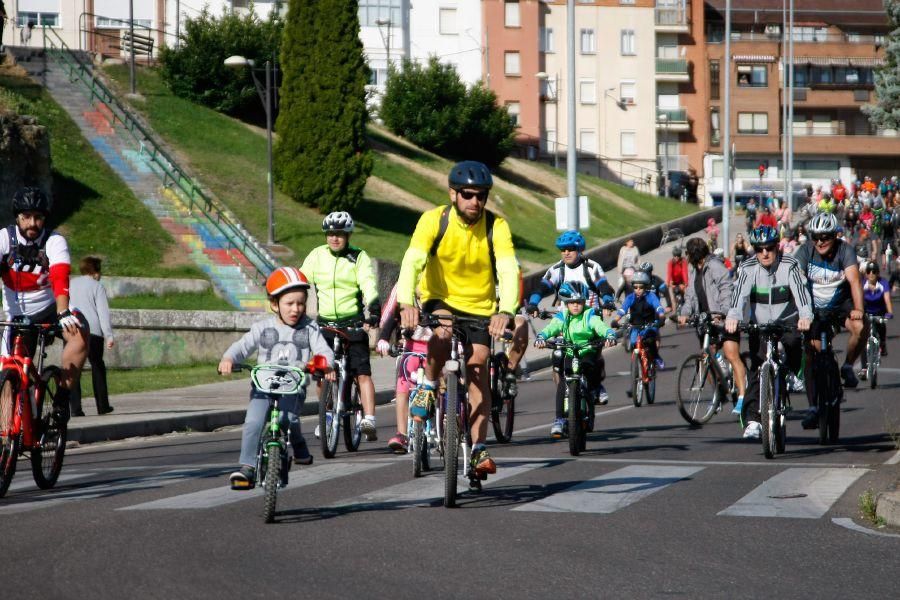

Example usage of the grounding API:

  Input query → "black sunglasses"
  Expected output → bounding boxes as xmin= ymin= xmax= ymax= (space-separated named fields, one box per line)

xmin=632 ymin=283 xmax=647 ymax=289
xmin=458 ymin=189 xmax=489 ymax=202
xmin=753 ymin=244 xmax=778 ymax=254
xmin=812 ymin=234 xmax=835 ymax=242
xmin=559 ymin=246 xmax=579 ymax=252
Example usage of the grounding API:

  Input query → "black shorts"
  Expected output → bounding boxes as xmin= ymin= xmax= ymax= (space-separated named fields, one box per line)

xmin=810 ymin=302 xmax=852 ymax=342
xmin=319 ymin=325 xmax=372 ymax=377
xmin=2 ymin=304 xmax=88 ymax=356
xmin=695 ymin=323 xmax=739 ymax=346
xmin=421 ymin=299 xmax=492 ymax=348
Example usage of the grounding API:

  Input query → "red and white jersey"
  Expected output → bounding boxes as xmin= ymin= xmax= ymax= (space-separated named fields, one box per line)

xmin=0 ymin=226 xmax=71 ymax=318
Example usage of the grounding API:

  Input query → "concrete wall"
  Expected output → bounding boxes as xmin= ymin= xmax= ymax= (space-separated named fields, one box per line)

xmin=102 ymin=276 xmax=212 ymax=298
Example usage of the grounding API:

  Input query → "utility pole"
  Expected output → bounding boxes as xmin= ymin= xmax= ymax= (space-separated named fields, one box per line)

xmin=566 ymin=0 xmax=577 ymax=229
xmin=128 ymin=0 xmax=136 ymax=94
xmin=722 ymin=0 xmax=731 ymax=250
xmin=176 ymin=0 xmax=181 ymax=49
xmin=787 ymin=0 xmax=795 ymax=209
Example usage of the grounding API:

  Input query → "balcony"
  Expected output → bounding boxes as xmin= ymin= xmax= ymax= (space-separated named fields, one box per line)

xmin=792 ymin=133 xmax=900 ymax=156
xmin=656 ymin=108 xmax=691 ymax=132
xmin=655 ymin=2 xmax=691 ymax=34
xmin=792 ymin=87 xmax=873 ymax=106
xmin=656 ymin=58 xmax=690 ymax=82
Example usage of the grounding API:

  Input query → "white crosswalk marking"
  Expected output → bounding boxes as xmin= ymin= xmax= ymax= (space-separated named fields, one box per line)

xmin=120 ymin=461 xmax=393 ymax=510
xmin=332 ymin=461 xmax=552 ymax=510
xmin=513 ymin=465 xmax=704 ymax=514
xmin=717 ymin=467 xmax=869 ymax=519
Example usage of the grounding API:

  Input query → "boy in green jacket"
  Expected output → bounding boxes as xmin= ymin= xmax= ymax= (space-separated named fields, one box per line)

xmin=535 ymin=281 xmax=616 ymax=438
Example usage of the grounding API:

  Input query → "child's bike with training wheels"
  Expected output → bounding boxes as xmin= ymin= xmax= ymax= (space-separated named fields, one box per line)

xmin=229 ymin=357 xmax=329 ymax=523
xmin=0 ymin=319 xmax=67 ymax=498
xmin=391 ymin=339 xmax=440 ymax=478
xmin=318 ymin=321 xmax=367 ymax=458
xmin=544 ymin=337 xmax=610 ymax=456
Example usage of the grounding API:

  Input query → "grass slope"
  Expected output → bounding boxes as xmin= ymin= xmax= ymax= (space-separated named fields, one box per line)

xmin=100 ymin=65 xmax=697 ymax=267
xmin=0 ymin=70 xmax=203 ymax=279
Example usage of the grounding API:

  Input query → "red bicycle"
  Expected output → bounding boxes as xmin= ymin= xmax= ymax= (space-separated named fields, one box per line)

xmin=0 ymin=320 xmax=67 ymax=498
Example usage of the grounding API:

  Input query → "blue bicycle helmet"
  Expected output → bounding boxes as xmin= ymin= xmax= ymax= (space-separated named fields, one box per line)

xmin=749 ymin=225 xmax=779 ymax=246
xmin=448 ymin=161 xmax=493 ymax=190
xmin=555 ymin=230 xmax=586 ymax=251
xmin=559 ymin=281 xmax=589 ymax=303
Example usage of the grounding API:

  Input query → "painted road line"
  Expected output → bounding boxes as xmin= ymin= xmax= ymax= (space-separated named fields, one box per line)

xmin=494 ymin=456 xmax=873 ymax=469
xmin=332 ymin=460 xmax=552 ymax=510
xmin=120 ymin=461 xmax=393 ymax=510
xmin=513 ymin=465 xmax=703 ymax=514
xmin=510 ymin=405 xmax=636 ymax=437
xmin=718 ymin=467 xmax=870 ymax=519
xmin=884 ymin=450 xmax=900 ymax=466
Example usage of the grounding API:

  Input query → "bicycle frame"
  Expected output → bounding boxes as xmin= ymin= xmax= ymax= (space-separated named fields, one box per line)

xmin=0 ymin=322 xmax=55 ymax=448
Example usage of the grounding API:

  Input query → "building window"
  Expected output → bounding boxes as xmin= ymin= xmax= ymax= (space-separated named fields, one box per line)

xmin=621 ymin=30 xmax=636 ymax=56
xmin=439 ymin=8 xmax=458 ymax=35
xmin=545 ymin=129 xmax=557 ymax=153
xmin=737 ymin=65 xmax=767 ymax=87
xmin=505 ymin=1 xmax=521 ymax=28
xmin=540 ymin=27 xmax=555 ymax=53
xmin=791 ymin=26 xmax=829 ymax=42
xmin=810 ymin=66 xmax=833 ymax=84
xmin=17 ymin=12 xmax=60 ymax=27
xmin=620 ymin=0 xmax=636 ymax=4
xmin=579 ymin=80 xmax=596 ymax=104
xmin=506 ymin=102 xmax=521 ymax=126
xmin=621 ymin=131 xmax=637 ymax=156
xmin=358 ymin=0 xmax=402 ymax=27
xmin=738 ymin=112 xmax=768 ymax=134
xmin=368 ymin=59 xmax=388 ymax=86
xmin=710 ymin=108 xmax=721 ymax=146
xmin=709 ymin=60 xmax=720 ymax=100
xmin=580 ymin=29 xmax=596 ymax=54
xmin=620 ymin=81 xmax=636 ymax=104
xmin=504 ymin=52 xmax=521 ymax=76
xmin=580 ymin=130 xmax=598 ymax=154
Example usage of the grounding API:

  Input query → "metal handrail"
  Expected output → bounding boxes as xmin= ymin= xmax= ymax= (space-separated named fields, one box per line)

xmin=43 ymin=26 xmax=276 ymax=282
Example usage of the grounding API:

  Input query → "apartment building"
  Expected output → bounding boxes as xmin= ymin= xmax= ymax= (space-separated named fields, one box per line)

xmin=2 ymin=1 xmax=280 ymax=54
xmin=687 ymin=0 xmax=895 ymax=205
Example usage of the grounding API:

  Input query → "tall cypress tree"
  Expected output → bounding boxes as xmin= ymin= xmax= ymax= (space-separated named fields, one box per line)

xmin=864 ymin=1 xmax=900 ymax=129
xmin=275 ymin=0 xmax=372 ymax=212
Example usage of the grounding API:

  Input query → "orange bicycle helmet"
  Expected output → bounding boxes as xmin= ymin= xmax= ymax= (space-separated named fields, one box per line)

xmin=266 ymin=267 xmax=310 ymax=297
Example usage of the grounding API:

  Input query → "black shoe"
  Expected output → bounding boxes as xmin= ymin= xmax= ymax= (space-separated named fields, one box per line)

xmin=98 ymin=407 xmax=114 ymax=415
xmin=293 ymin=454 xmax=313 ymax=466
xmin=229 ymin=465 xmax=256 ymax=490
xmin=72 ymin=410 xmax=86 ymax=417
xmin=801 ymin=409 xmax=819 ymax=430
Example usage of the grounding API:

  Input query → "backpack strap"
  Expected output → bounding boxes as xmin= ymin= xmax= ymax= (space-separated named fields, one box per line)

xmin=429 ymin=206 xmax=451 ymax=258
xmin=429 ymin=206 xmax=497 ymax=282
xmin=581 ymin=260 xmax=600 ymax=297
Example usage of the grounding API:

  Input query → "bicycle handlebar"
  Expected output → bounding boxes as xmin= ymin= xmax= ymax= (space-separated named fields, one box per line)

xmin=0 ymin=320 xmax=63 ymax=336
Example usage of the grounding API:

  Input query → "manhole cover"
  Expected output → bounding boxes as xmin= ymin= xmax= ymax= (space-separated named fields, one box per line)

xmin=768 ymin=493 xmax=807 ymax=499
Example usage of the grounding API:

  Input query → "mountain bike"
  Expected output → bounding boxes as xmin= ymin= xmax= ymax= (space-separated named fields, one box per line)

xmin=489 ymin=329 xmax=517 ymax=443
xmin=862 ymin=314 xmax=889 ymax=389
xmin=229 ymin=359 xmax=327 ymax=523
xmin=420 ymin=313 xmax=491 ymax=508
xmin=808 ymin=311 xmax=844 ymax=445
xmin=675 ymin=313 xmax=737 ymax=426
xmin=318 ymin=321 xmax=366 ymax=458
xmin=0 ymin=320 xmax=66 ymax=498
xmin=741 ymin=323 xmax=796 ymax=459
xmin=623 ymin=320 xmax=659 ymax=407
xmin=544 ymin=338 xmax=609 ymax=456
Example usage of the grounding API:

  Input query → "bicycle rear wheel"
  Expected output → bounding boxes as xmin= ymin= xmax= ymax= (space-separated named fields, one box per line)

xmin=412 ymin=419 xmax=426 ymax=478
xmin=0 ymin=371 xmax=21 ymax=498
xmin=675 ymin=354 xmax=719 ymax=426
xmin=567 ymin=380 xmax=582 ymax=456
xmin=262 ymin=443 xmax=281 ymax=523
xmin=444 ymin=370 xmax=460 ymax=508
xmin=630 ymin=356 xmax=643 ymax=407
xmin=759 ymin=365 xmax=776 ymax=459
xmin=491 ymin=357 xmax=515 ymax=443
xmin=318 ymin=378 xmax=341 ymax=458
xmin=343 ymin=382 xmax=362 ymax=452
xmin=31 ymin=367 xmax=66 ymax=489
xmin=646 ymin=366 xmax=656 ymax=405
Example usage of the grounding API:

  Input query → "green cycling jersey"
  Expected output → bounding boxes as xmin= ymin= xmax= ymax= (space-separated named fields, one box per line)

xmin=301 ymin=244 xmax=379 ymax=322
xmin=538 ymin=307 xmax=614 ymax=357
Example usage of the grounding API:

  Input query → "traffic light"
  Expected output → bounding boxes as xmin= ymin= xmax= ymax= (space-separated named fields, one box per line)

xmin=758 ymin=161 xmax=768 ymax=177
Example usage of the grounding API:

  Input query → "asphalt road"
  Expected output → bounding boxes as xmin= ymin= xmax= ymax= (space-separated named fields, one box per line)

xmin=3 ymin=323 xmax=899 ymax=599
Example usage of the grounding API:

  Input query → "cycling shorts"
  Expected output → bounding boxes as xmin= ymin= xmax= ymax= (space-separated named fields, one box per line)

xmin=422 ymin=299 xmax=491 ymax=348
xmin=320 ymin=326 xmax=372 ymax=377
xmin=810 ymin=302 xmax=852 ymax=342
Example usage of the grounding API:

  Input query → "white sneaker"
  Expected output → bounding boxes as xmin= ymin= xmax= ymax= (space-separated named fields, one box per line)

xmin=314 ymin=424 xmax=320 ymax=439
xmin=360 ymin=417 xmax=377 ymax=441
xmin=787 ymin=373 xmax=805 ymax=392
xmin=742 ymin=421 xmax=762 ymax=440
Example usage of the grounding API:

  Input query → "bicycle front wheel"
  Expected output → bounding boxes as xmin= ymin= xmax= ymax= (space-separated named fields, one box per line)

xmin=343 ymin=382 xmax=362 ymax=452
xmin=567 ymin=380 xmax=582 ymax=456
xmin=412 ymin=419 xmax=426 ymax=478
xmin=262 ymin=444 xmax=281 ymax=523
xmin=816 ymin=359 xmax=840 ymax=445
xmin=675 ymin=354 xmax=718 ymax=426
xmin=867 ymin=337 xmax=879 ymax=389
xmin=318 ymin=378 xmax=340 ymax=458
xmin=31 ymin=366 xmax=66 ymax=489
xmin=0 ymin=370 xmax=21 ymax=498
xmin=491 ymin=358 xmax=515 ymax=443
xmin=444 ymin=371 xmax=460 ymax=508
xmin=759 ymin=364 xmax=776 ymax=459
xmin=631 ymin=355 xmax=643 ymax=407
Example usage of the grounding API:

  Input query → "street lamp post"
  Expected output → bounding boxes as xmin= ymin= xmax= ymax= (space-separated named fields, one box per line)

xmin=535 ymin=71 xmax=560 ymax=169
xmin=659 ymin=113 xmax=670 ymax=198
xmin=225 ymin=55 xmax=276 ymax=246
xmin=375 ymin=18 xmax=392 ymax=85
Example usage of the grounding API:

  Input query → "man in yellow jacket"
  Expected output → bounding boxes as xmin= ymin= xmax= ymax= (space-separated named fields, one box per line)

xmin=398 ymin=161 xmax=520 ymax=477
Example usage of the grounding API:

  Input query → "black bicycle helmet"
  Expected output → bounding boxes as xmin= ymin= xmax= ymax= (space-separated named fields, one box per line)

xmin=448 ymin=161 xmax=493 ymax=190
xmin=12 ymin=187 xmax=51 ymax=216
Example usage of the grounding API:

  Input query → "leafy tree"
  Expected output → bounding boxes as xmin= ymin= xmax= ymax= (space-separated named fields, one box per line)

xmin=864 ymin=1 xmax=900 ymax=129
xmin=159 ymin=8 xmax=283 ymax=116
xmin=274 ymin=0 xmax=372 ymax=213
xmin=380 ymin=57 xmax=516 ymax=169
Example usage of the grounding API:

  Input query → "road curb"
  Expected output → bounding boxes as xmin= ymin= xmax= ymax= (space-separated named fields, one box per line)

xmin=68 ymin=355 xmax=556 ymax=445
xmin=876 ymin=490 xmax=900 ymax=528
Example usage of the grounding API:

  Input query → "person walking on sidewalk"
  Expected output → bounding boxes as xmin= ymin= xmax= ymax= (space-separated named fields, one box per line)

xmin=1 ymin=187 xmax=88 ymax=423
xmin=301 ymin=212 xmax=381 ymax=440
xmin=69 ymin=257 xmax=115 ymax=416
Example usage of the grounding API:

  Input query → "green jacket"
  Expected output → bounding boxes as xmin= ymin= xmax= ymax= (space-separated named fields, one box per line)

xmin=538 ymin=307 xmax=614 ymax=357
xmin=301 ymin=244 xmax=379 ymax=322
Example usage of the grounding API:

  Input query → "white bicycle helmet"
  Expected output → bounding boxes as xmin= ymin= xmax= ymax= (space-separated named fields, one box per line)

xmin=808 ymin=212 xmax=838 ymax=236
xmin=322 ymin=211 xmax=354 ymax=233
